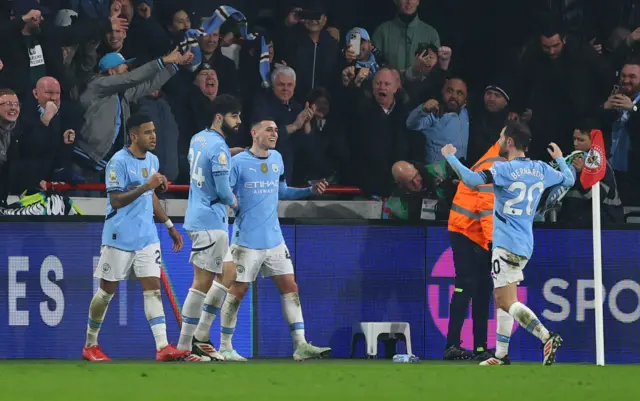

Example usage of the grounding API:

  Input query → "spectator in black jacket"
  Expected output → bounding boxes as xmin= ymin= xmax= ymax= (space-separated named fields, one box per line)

xmin=344 ymin=68 xmax=409 ymax=196
xmin=279 ymin=4 xmax=339 ymax=102
xmin=16 ymin=76 xmax=81 ymax=193
xmin=251 ymin=66 xmax=314 ymax=183
xmin=0 ymin=89 xmax=21 ymax=205
xmin=169 ymin=62 xmax=220 ymax=182
xmin=600 ymin=59 xmax=640 ymax=203
xmin=0 ymin=6 xmax=127 ymax=99
xmin=293 ymin=87 xmax=349 ymax=185
xmin=467 ymin=77 xmax=512 ymax=164
xmin=510 ymin=22 xmax=612 ymax=160
xmin=192 ymin=25 xmax=241 ymax=98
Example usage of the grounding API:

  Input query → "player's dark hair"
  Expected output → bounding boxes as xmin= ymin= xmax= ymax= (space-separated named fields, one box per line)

xmin=503 ymin=119 xmax=531 ymax=151
xmin=126 ymin=113 xmax=153 ymax=133
xmin=211 ymin=94 xmax=242 ymax=119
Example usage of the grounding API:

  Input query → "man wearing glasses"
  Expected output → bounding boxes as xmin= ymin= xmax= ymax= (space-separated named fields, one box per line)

xmin=0 ymin=89 xmax=21 ymax=206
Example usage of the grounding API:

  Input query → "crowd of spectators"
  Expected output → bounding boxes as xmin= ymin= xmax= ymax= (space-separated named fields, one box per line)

xmin=0 ymin=0 xmax=639 ymax=222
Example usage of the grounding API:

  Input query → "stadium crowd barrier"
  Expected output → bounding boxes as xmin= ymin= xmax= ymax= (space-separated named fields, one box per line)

xmin=1 ymin=217 xmax=639 ymax=363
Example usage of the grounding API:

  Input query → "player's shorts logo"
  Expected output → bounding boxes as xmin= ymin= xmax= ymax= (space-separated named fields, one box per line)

xmin=101 ymin=263 xmax=111 ymax=273
xmin=427 ymin=247 xmax=527 ymax=348
xmin=236 ymin=265 xmax=245 ymax=274
xmin=215 ymin=257 xmax=222 ymax=266
xmin=260 ymin=163 xmax=268 ymax=173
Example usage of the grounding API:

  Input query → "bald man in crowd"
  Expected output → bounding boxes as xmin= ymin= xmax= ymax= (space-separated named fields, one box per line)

xmin=15 ymin=76 xmax=83 ymax=194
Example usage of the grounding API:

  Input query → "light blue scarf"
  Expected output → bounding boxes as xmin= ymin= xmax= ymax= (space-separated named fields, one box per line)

xmin=179 ymin=6 xmax=271 ymax=88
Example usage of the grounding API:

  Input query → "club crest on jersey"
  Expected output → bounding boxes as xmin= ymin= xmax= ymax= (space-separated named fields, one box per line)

xmin=108 ymin=169 xmax=117 ymax=182
xmin=260 ymin=163 xmax=268 ymax=173
xmin=218 ymin=152 xmax=227 ymax=165
xmin=272 ymin=164 xmax=279 ymax=173
xmin=142 ymin=168 xmax=149 ymax=178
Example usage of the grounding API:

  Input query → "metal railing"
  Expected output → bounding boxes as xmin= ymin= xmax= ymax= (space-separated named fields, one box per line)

xmin=45 ymin=182 xmax=364 ymax=195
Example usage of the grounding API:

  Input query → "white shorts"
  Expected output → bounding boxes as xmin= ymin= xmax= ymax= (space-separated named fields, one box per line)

xmin=223 ymin=243 xmax=294 ymax=283
xmin=188 ymin=230 xmax=229 ymax=274
xmin=491 ymin=247 xmax=528 ymax=288
xmin=94 ymin=243 xmax=161 ymax=281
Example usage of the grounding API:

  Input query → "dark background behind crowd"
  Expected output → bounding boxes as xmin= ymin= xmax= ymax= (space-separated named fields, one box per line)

xmin=0 ymin=0 xmax=639 ymax=223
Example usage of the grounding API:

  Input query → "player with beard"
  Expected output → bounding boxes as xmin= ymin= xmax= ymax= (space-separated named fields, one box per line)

xmin=442 ymin=121 xmax=574 ymax=366
xmin=178 ymin=94 xmax=241 ymax=361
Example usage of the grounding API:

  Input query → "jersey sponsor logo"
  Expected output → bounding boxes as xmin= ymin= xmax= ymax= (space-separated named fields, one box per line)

xmin=427 ymin=247 xmax=527 ymax=347
xmin=260 ymin=163 xmax=268 ymax=173
xmin=244 ymin=180 xmax=278 ymax=189
xmin=142 ymin=168 xmax=148 ymax=178
xmin=218 ymin=152 xmax=228 ymax=166
xmin=272 ymin=164 xmax=279 ymax=173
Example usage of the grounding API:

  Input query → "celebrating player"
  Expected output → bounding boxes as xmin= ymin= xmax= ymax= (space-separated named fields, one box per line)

xmin=178 ymin=95 xmax=241 ymax=362
xmin=83 ymin=113 xmax=186 ymax=362
xmin=216 ymin=119 xmax=332 ymax=361
xmin=441 ymin=120 xmax=575 ymax=366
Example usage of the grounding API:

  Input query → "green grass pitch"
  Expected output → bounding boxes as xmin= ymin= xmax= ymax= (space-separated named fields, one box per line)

xmin=1 ymin=359 xmax=638 ymax=400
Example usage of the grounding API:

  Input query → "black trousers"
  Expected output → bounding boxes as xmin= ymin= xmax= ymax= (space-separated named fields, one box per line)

xmin=445 ymin=231 xmax=493 ymax=351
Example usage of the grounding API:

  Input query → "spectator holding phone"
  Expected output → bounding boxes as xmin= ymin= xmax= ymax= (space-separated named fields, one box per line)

xmin=372 ymin=0 xmax=440 ymax=73
xmin=280 ymin=3 xmax=339 ymax=102
xmin=343 ymin=28 xmax=381 ymax=80
xmin=601 ymin=59 xmax=640 ymax=203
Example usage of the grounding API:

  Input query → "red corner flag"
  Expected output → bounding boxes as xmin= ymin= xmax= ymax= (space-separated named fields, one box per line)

xmin=580 ymin=129 xmax=607 ymax=189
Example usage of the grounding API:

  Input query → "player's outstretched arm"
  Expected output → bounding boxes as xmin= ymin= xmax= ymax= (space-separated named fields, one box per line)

xmin=547 ymin=143 xmax=575 ymax=188
xmin=441 ymin=144 xmax=486 ymax=188
xmin=278 ymin=176 xmax=313 ymax=200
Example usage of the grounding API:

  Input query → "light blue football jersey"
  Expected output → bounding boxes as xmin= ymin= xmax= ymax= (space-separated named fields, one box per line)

xmin=230 ymin=149 xmax=311 ymax=249
xmin=102 ymin=148 xmax=160 ymax=251
xmin=184 ymin=129 xmax=235 ymax=232
xmin=489 ymin=158 xmax=569 ymax=258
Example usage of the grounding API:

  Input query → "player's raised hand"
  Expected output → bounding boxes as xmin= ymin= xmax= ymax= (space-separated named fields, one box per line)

xmin=441 ymin=144 xmax=457 ymax=157
xmin=146 ymin=172 xmax=166 ymax=191
xmin=169 ymin=226 xmax=183 ymax=252
xmin=311 ymin=179 xmax=329 ymax=195
xmin=547 ymin=142 xmax=563 ymax=159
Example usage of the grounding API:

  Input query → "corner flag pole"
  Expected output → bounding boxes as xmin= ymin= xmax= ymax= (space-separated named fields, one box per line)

xmin=591 ymin=184 xmax=605 ymax=366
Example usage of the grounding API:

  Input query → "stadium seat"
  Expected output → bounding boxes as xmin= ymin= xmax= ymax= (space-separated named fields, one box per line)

xmin=350 ymin=322 xmax=413 ymax=358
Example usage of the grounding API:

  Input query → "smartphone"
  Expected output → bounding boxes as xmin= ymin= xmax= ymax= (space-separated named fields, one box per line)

xmin=349 ymin=31 xmax=361 ymax=56
xmin=611 ymin=85 xmax=620 ymax=96
xmin=296 ymin=10 xmax=322 ymax=21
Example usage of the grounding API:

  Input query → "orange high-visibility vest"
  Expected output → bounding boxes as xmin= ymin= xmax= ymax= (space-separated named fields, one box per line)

xmin=447 ymin=142 xmax=505 ymax=250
